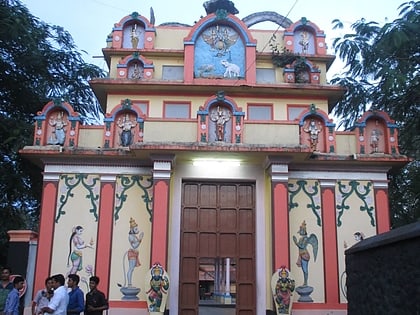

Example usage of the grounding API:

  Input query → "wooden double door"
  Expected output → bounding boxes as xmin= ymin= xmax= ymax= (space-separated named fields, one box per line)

xmin=179 ymin=181 xmax=256 ymax=315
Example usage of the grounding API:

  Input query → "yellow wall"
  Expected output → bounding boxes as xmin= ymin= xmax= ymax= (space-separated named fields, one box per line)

xmin=336 ymin=133 xmax=357 ymax=155
xmin=244 ymin=124 xmax=299 ymax=145
xmin=78 ymin=128 xmax=103 ymax=148
xmin=144 ymin=121 xmax=197 ymax=142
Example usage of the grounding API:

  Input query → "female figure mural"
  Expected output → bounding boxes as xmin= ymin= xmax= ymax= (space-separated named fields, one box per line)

xmin=67 ymin=226 xmax=93 ymax=275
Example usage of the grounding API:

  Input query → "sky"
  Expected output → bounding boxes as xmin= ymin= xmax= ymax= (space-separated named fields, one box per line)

xmin=20 ymin=0 xmax=405 ymax=76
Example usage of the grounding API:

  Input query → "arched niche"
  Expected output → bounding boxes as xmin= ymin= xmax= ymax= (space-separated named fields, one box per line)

xmin=109 ymin=12 xmax=156 ymax=50
xmin=103 ymin=99 xmax=146 ymax=148
xmin=354 ymin=110 xmax=400 ymax=155
xmin=284 ymin=59 xmax=321 ymax=84
xmin=298 ymin=104 xmax=336 ymax=153
xmin=284 ymin=18 xmax=327 ymax=56
xmin=116 ymin=53 xmax=154 ymax=80
xmin=197 ymin=92 xmax=245 ymax=143
xmin=184 ymin=13 xmax=257 ymax=83
xmin=33 ymin=100 xmax=81 ymax=147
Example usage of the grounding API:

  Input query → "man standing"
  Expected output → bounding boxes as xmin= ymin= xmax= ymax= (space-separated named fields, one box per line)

xmin=66 ymin=275 xmax=84 ymax=315
xmin=4 ymin=276 xmax=24 ymax=315
xmin=85 ymin=276 xmax=108 ymax=315
xmin=41 ymin=274 xmax=69 ymax=315
xmin=0 ymin=267 xmax=13 ymax=315
xmin=32 ymin=277 xmax=54 ymax=315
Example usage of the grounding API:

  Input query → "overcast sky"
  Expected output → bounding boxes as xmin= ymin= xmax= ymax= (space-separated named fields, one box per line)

xmin=21 ymin=0 xmax=404 ymax=76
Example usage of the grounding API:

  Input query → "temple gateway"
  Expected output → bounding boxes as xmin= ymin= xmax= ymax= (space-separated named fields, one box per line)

xmin=20 ymin=1 xmax=408 ymax=314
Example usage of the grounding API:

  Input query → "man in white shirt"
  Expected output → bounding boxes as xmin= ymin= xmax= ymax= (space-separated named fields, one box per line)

xmin=41 ymin=274 xmax=69 ymax=315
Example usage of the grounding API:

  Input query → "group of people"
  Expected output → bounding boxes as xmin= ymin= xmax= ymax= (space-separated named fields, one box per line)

xmin=0 ymin=266 xmax=108 ymax=315
xmin=0 ymin=267 xmax=23 ymax=315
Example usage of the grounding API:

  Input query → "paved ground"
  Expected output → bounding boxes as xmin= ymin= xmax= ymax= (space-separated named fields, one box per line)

xmin=199 ymin=306 xmax=235 ymax=315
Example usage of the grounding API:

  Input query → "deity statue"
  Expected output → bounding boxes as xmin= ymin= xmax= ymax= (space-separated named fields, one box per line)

xmin=299 ymin=31 xmax=309 ymax=54
xmin=272 ymin=266 xmax=295 ymax=315
xmin=145 ymin=263 xmax=170 ymax=313
xmin=131 ymin=24 xmax=139 ymax=49
xmin=131 ymin=63 xmax=142 ymax=79
xmin=303 ymin=119 xmax=322 ymax=151
xmin=47 ymin=111 xmax=68 ymax=145
xmin=370 ymin=129 xmax=380 ymax=153
xmin=117 ymin=113 xmax=137 ymax=146
xmin=210 ymin=106 xmax=231 ymax=141
xmin=292 ymin=221 xmax=318 ymax=287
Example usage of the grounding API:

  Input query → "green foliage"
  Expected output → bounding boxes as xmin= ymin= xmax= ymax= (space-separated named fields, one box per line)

xmin=331 ymin=1 xmax=420 ymax=227
xmin=0 ymin=0 xmax=106 ymax=264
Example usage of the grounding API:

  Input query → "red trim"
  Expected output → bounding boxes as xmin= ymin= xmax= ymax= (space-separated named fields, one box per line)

xmin=109 ymin=300 xmax=147 ymax=308
xmin=293 ymin=302 xmax=347 ymax=309
xmin=272 ymin=182 xmax=290 ymax=269
xmin=321 ymin=186 xmax=339 ymax=304
xmin=33 ymin=181 xmax=57 ymax=296
xmin=151 ymin=180 xmax=170 ymax=269
xmin=95 ymin=182 xmax=115 ymax=295
xmin=375 ymin=188 xmax=391 ymax=233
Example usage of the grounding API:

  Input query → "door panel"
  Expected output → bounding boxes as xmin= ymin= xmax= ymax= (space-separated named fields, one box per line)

xmin=179 ymin=181 xmax=256 ymax=315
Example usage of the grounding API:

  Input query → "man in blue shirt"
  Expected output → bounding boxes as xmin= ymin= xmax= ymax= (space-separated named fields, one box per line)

xmin=4 ymin=276 xmax=24 ymax=315
xmin=66 ymin=274 xmax=84 ymax=315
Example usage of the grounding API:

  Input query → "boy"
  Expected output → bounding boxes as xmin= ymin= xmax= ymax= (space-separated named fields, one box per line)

xmin=32 ymin=277 xmax=54 ymax=315
xmin=85 ymin=276 xmax=108 ymax=315
xmin=4 ymin=276 xmax=24 ymax=315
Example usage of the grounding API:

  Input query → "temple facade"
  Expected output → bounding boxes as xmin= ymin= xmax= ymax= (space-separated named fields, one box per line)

xmin=20 ymin=2 xmax=408 ymax=314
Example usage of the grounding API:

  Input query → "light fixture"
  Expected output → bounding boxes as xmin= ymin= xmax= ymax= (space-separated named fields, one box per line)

xmin=192 ymin=158 xmax=241 ymax=167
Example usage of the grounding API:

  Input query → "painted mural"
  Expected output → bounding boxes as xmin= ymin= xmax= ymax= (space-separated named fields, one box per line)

xmin=50 ymin=174 xmax=100 ymax=292
xmin=109 ymin=174 xmax=153 ymax=301
xmin=335 ymin=180 xmax=376 ymax=303
xmin=194 ymin=25 xmax=245 ymax=79
xmin=288 ymin=179 xmax=324 ymax=302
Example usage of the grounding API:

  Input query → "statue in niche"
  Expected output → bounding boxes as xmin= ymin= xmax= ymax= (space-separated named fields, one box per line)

xmin=130 ymin=63 xmax=143 ymax=79
xmin=210 ymin=106 xmax=231 ymax=141
xmin=370 ymin=128 xmax=382 ymax=153
xmin=299 ymin=31 xmax=310 ymax=54
xmin=117 ymin=113 xmax=137 ymax=146
xmin=131 ymin=24 xmax=139 ymax=49
xmin=47 ymin=111 xmax=68 ymax=145
xmin=303 ymin=119 xmax=322 ymax=151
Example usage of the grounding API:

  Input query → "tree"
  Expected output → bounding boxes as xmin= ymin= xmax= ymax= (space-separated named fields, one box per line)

xmin=0 ymin=0 xmax=106 ymax=265
xmin=330 ymin=1 xmax=420 ymax=227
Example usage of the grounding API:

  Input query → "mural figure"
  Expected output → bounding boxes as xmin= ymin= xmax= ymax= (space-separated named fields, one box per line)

xmin=210 ymin=106 xmax=231 ymax=141
xmin=303 ymin=119 xmax=322 ymax=151
xmin=221 ymin=60 xmax=240 ymax=78
xmin=299 ymin=31 xmax=309 ymax=54
xmin=201 ymin=25 xmax=239 ymax=57
xmin=120 ymin=218 xmax=143 ymax=300
xmin=67 ymin=226 xmax=94 ymax=275
xmin=293 ymin=221 xmax=318 ymax=302
xmin=47 ymin=111 xmax=67 ymax=145
xmin=117 ymin=113 xmax=137 ymax=146
xmin=131 ymin=24 xmax=139 ymax=49
xmin=370 ymin=129 xmax=381 ymax=153
xmin=145 ymin=263 xmax=170 ymax=313
xmin=272 ymin=266 xmax=295 ymax=315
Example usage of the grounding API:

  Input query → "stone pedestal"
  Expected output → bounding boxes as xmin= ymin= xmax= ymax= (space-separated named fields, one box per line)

xmin=296 ymin=285 xmax=314 ymax=302
xmin=120 ymin=286 xmax=141 ymax=300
